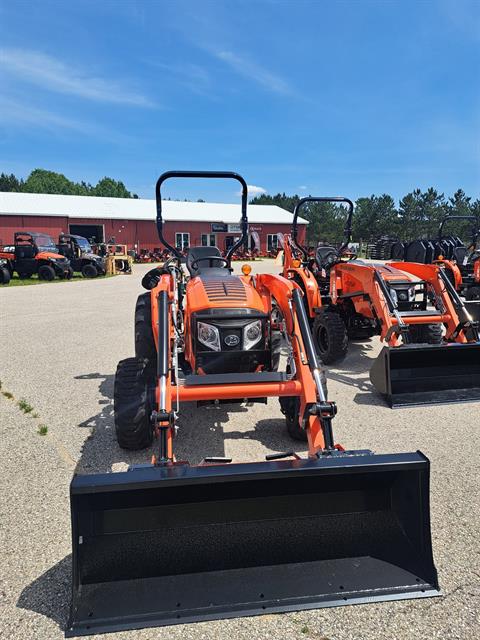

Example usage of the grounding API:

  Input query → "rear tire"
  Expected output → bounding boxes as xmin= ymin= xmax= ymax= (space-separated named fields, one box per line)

xmin=0 ymin=267 xmax=11 ymax=285
xmin=409 ymin=324 xmax=443 ymax=344
xmin=465 ymin=286 xmax=480 ymax=301
xmin=38 ymin=265 xmax=55 ymax=281
xmin=312 ymin=310 xmax=348 ymax=364
xmin=82 ymin=263 xmax=98 ymax=278
xmin=18 ymin=272 xmax=31 ymax=279
xmin=135 ymin=293 xmax=156 ymax=364
xmin=114 ymin=357 xmax=154 ymax=450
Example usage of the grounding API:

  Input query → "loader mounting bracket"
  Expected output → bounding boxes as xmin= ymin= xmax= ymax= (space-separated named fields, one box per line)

xmin=302 ymin=401 xmax=337 ymax=426
xmin=151 ymin=410 xmax=175 ymax=427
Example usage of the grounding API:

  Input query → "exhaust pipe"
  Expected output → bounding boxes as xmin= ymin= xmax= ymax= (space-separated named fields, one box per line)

xmin=67 ymin=452 xmax=439 ymax=636
xmin=370 ymin=343 xmax=480 ymax=407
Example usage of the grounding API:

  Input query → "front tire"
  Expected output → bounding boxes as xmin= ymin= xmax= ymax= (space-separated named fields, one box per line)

xmin=82 ymin=263 xmax=98 ymax=278
xmin=60 ymin=267 xmax=74 ymax=280
xmin=279 ymin=396 xmax=307 ymax=441
xmin=135 ymin=293 xmax=156 ymax=364
xmin=38 ymin=265 xmax=55 ymax=281
xmin=312 ymin=310 xmax=348 ymax=364
xmin=0 ymin=267 xmax=11 ymax=285
xmin=114 ymin=357 xmax=154 ymax=450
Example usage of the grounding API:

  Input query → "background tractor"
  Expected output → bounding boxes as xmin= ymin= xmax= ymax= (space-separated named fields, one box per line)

xmin=283 ymin=197 xmax=480 ymax=407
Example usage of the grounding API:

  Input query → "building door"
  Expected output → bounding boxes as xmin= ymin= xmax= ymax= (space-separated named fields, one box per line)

xmin=175 ymin=232 xmax=190 ymax=250
xmin=201 ymin=233 xmax=216 ymax=247
xmin=267 ymin=234 xmax=278 ymax=253
xmin=225 ymin=236 xmax=235 ymax=251
xmin=69 ymin=224 xmax=104 ymax=244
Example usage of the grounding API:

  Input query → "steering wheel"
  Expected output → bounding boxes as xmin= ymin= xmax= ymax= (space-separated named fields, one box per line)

xmin=190 ymin=256 xmax=229 ymax=270
xmin=339 ymin=247 xmax=357 ymax=261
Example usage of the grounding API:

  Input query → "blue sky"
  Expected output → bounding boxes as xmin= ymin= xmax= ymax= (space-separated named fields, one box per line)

xmin=0 ymin=0 xmax=479 ymax=203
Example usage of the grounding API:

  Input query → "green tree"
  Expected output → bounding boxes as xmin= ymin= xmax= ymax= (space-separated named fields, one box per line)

xmin=93 ymin=177 xmax=133 ymax=198
xmin=250 ymin=192 xmax=300 ymax=212
xmin=0 ymin=172 xmax=24 ymax=192
xmin=23 ymin=169 xmax=76 ymax=195
xmin=398 ymin=188 xmax=446 ymax=239
xmin=353 ymin=195 xmax=397 ymax=241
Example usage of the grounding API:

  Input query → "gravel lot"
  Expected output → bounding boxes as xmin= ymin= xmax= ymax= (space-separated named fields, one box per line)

xmin=1 ymin=261 xmax=479 ymax=640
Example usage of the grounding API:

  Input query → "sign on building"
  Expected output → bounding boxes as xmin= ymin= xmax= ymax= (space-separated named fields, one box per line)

xmin=227 ymin=223 xmax=242 ymax=233
xmin=211 ymin=222 xmax=227 ymax=232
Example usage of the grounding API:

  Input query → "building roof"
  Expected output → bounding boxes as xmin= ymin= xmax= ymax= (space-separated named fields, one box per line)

xmin=0 ymin=192 xmax=308 ymax=225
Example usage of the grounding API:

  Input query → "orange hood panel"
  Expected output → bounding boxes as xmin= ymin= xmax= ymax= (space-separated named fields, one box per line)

xmin=37 ymin=251 xmax=66 ymax=260
xmin=186 ymin=275 xmax=265 ymax=313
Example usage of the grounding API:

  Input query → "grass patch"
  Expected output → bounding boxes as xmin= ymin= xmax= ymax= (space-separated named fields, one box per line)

xmin=301 ymin=627 xmax=309 ymax=635
xmin=2 ymin=391 xmax=14 ymax=399
xmin=32 ymin=412 xmax=39 ymax=418
xmin=7 ymin=273 xmax=117 ymax=287
xmin=38 ymin=424 xmax=48 ymax=436
xmin=18 ymin=398 xmax=34 ymax=413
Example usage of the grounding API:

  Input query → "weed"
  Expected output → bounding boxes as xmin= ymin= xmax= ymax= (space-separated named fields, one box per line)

xmin=38 ymin=425 xmax=48 ymax=436
xmin=301 ymin=627 xmax=309 ymax=634
xmin=2 ymin=391 xmax=14 ymax=399
xmin=18 ymin=398 xmax=34 ymax=413
xmin=32 ymin=412 xmax=39 ymax=418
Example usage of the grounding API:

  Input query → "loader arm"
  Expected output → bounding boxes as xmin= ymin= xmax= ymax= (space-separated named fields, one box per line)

xmin=256 ymin=273 xmax=331 ymax=455
xmin=389 ymin=262 xmax=477 ymax=343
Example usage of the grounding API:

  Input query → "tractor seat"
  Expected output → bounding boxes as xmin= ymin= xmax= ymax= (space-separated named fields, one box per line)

xmin=453 ymin=246 xmax=467 ymax=264
xmin=316 ymin=245 xmax=338 ymax=270
xmin=186 ymin=246 xmax=230 ymax=277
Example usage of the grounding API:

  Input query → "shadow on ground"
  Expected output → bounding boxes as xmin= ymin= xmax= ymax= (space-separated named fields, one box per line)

xmin=17 ymin=556 xmax=71 ymax=631
xmin=73 ymin=370 xmax=303 ymax=472
xmin=325 ymin=340 xmax=389 ymax=408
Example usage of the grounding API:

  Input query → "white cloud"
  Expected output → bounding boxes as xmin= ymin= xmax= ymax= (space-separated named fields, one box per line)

xmin=214 ymin=50 xmax=291 ymax=95
xmin=237 ymin=184 xmax=267 ymax=196
xmin=0 ymin=48 xmax=154 ymax=107
xmin=0 ymin=97 xmax=128 ymax=142
xmin=298 ymin=185 xmax=308 ymax=191
xmin=148 ymin=60 xmax=211 ymax=96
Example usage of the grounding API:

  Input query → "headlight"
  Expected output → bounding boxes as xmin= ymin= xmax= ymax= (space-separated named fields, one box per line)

xmin=197 ymin=322 xmax=220 ymax=351
xmin=391 ymin=285 xmax=416 ymax=304
xmin=243 ymin=320 xmax=262 ymax=350
xmin=50 ymin=258 xmax=57 ymax=263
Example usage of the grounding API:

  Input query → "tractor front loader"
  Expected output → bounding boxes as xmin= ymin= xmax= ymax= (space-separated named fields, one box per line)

xmin=283 ymin=197 xmax=480 ymax=407
xmin=68 ymin=173 xmax=439 ymax=637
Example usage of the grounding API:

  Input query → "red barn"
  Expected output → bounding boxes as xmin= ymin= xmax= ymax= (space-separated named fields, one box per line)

xmin=0 ymin=192 xmax=307 ymax=254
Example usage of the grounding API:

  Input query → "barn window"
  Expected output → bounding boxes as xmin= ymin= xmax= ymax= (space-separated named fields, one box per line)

xmin=201 ymin=233 xmax=216 ymax=247
xmin=267 ymin=234 xmax=278 ymax=252
xmin=175 ymin=232 xmax=190 ymax=250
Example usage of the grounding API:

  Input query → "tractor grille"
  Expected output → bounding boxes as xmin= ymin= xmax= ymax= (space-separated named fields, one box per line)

xmin=203 ymin=278 xmax=247 ymax=302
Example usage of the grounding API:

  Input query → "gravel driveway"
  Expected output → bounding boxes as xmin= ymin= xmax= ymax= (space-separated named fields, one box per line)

xmin=0 ymin=261 xmax=478 ymax=640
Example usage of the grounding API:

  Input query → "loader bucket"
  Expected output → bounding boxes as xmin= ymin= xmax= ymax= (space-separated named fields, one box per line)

xmin=67 ymin=453 xmax=439 ymax=636
xmin=370 ymin=343 xmax=480 ymax=408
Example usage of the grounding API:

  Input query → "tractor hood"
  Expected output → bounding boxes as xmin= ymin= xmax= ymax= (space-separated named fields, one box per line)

xmin=347 ymin=262 xmax=421 ymax=284
xmin=187 ymin=275 xmax=265 ymax=314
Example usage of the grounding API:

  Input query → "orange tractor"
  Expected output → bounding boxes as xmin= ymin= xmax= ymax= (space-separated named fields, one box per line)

xmin=68 ymin=172 xmax=439 ymax=636
xmin=283 ymin=197 xmax=480 ymax=407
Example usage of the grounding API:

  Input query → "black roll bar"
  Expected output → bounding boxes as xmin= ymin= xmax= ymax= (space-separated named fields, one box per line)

xmin=155 ymin=171 xmax=249 ymax=263
xmin=291 ymin=197 xmax=355 ymax=259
